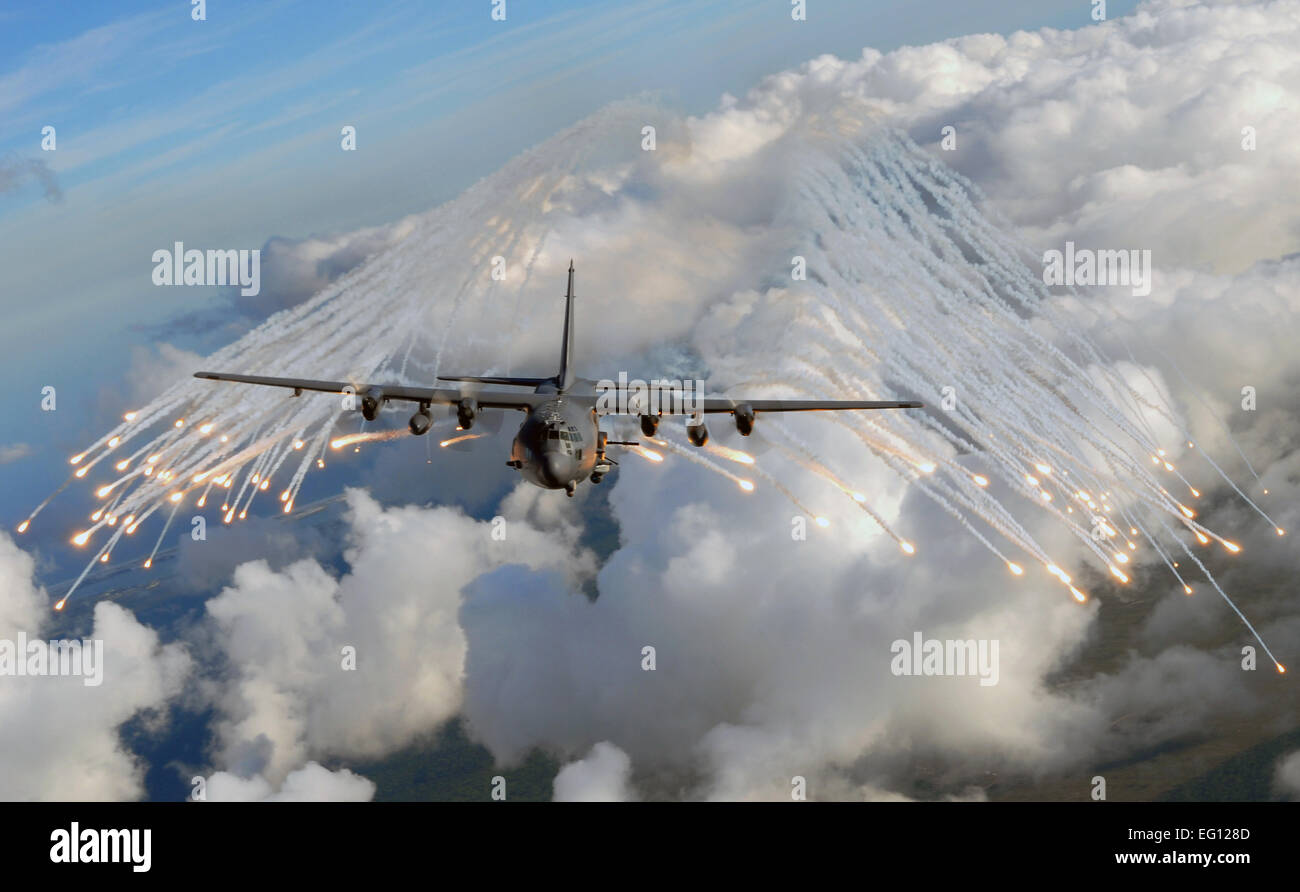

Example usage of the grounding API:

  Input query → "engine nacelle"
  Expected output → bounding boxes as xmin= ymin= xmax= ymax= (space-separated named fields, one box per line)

xmin=733 ymin=403 xmax=755 ymax=437
xmin=639 ymin=414 xmax=660 ymax=437
xmin=457 ymin=398 xmax=478 ymax=431
xmin=361 ymin=387 xmax=385 ymax=421
xmin=408 ymin=409 xmax=433 ymax=436
xmin=687 ymin=422 xmax=709 ymax=448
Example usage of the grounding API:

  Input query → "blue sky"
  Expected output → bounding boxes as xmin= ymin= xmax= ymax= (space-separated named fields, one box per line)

xmin=1 ymin=0 xmax=1140 ymax=564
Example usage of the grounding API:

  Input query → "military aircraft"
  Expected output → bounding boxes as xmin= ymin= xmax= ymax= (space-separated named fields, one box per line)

xmin=195 ymin=262 xmax=923 ymax=496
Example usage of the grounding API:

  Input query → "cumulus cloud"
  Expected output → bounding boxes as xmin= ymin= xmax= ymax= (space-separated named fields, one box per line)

xmin=0 ymin=533 xmax=190 ymax=800
xmin=696 ymin=0 xmax=1300 ymax=274
xmin=204 ymin=762 xmax=375 ymax=802
xmin=552 ymin=742 xmax=635 ymax=801
xmin=461 ymin=481 xmax=1109 ymax=799
xmin=230 ymin=216 xmax=419 ymax=319
xmin=202 ymin=488 xmax=595 ymax=785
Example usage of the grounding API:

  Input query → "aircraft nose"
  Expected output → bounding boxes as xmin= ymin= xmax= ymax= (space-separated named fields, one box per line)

xmin=541 ymin=453 xmax=569 ymax=487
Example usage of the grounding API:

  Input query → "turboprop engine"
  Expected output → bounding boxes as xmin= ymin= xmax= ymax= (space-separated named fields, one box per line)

xmin=687 ymin=422 xmax=709 ymax=448
xmin=733 ymin=403 xmax=755 ymax=436
xmin=408 ymin=408 xmax=433 ymax=436
xmin=361 ymin=387 xmax=385 ymax=421
xmin=457 ymin=398 xmax=478 ymax=430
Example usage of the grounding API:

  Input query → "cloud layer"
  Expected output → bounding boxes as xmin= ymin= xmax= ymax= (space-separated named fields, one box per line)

xmin=0 ymin=533 xmax=190 ymax=800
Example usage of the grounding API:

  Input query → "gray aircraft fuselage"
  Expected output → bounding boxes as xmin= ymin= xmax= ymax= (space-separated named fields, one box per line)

xmin=508 ymin=388 xmax=601 ymax=492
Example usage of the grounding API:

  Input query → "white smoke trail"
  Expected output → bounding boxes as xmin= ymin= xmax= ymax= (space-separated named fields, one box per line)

xmin=15 ymin=106 xmax=1285 ymax=669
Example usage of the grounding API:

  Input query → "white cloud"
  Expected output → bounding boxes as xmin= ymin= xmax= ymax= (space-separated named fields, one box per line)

xmin=0 ymin=533 xmax=191 ymax=800
xmin=692 ymin=0 xmax=1300 ymax=274
xmin=205 ymin=762 xmax=375 ymax=802
xmin=553 ymin=742 xmax=635 ymax=802
xmin=232 ymin=216 xmax=420 ymax=318
xmin=203 ymin=488 xmax=595 ymax=785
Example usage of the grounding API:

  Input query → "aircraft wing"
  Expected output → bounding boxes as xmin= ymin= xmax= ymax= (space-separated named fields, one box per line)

xmin=193 ymin=371 xmax=545 ymax=410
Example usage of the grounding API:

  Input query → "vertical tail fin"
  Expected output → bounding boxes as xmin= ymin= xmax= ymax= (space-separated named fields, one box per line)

xmin=558 ymin=259 xmax=576 ymax=390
